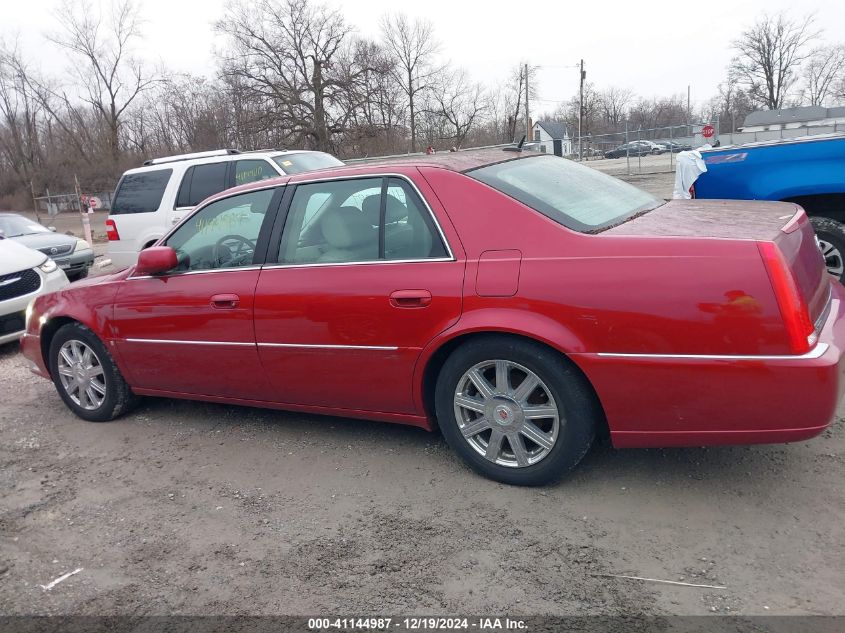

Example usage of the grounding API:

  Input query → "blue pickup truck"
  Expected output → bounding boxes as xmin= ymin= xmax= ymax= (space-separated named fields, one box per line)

xmin=693 ymin=134 xmax=845 ymax=281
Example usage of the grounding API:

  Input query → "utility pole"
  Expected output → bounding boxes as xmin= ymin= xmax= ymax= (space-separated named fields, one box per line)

xmin=524 ymin=63 xmax=530 ymax=143
xmin=74 ymin=174 xmax=93 ymax=246
xmin=578 ymin=59 xmax=585 ymax=161
xmin=687 ymin=85 xmax=691 ymax=124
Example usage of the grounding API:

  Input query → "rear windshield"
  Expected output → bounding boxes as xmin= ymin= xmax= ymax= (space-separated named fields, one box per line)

xmin=272 ymin=152 xmax=343 ymax=175
xmin=112 ymin=169 xmax=172 ymax=215
xmin=468 ymin=155 xmax=663 ymax=232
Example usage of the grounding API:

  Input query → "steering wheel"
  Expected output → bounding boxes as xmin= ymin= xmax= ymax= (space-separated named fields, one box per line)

xmin=213 ymin=235 xmax=256 ymax=267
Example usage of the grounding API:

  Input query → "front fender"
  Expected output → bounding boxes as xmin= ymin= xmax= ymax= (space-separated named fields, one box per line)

xmin=28 ymin=273 xmax=127 ymax=374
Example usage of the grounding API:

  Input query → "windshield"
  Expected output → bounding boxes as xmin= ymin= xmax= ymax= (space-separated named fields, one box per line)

xmin=467 ymin=154 xmax=663 ymax=232
xmin=0 ymin=215 xmax=52 ymax=237
xmin=272 ymin=152 xmax=343 ymax=175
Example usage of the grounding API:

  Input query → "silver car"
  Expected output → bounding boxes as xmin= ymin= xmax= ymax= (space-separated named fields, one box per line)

xmin=0 ymin=213 xmax=95 ymax=280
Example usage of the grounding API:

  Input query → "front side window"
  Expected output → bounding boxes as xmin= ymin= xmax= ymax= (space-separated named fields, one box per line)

xmin=112 ymin=169 xmax=172 ymax=215
xmin=165 ymin=188 xmax=276 ymax=272
xmin=234 ymin=159 xmax=277 ymax=186
xmin=468 ymin=154 xmax=663 ymax=233
xmin=176 ymin=162 xmax=228 ymax=208
xmin=278 ymin=177 xmax=447 ymax=264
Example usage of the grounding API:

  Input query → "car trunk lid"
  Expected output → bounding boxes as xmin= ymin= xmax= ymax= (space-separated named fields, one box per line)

xmin=605 ymin=199 xmax=830 ymax=334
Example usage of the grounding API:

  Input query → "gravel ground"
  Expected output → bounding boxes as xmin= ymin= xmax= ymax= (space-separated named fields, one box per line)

xmin=2 ymin=169 xmax=844 ymax=618
xmin=0 ymin=338 xmax=843 ymax=617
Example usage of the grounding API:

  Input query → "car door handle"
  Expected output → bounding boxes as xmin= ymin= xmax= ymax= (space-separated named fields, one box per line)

xmin=210 ymin=294 xmax=240 ymax=309
xmin=390 ymin=290 xmax=432 ymax=308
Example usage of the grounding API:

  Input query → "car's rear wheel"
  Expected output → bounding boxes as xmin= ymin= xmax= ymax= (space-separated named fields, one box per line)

xmin=435 ymin=336 xmax=597 ymax=486
xmin=810 ymin=217 xmax=845 ymax=281
xmin=49 ymin=322 xmax=139 ymax=422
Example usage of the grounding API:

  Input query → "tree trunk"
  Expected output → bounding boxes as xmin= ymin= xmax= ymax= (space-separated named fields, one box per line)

xmin=312 ymin=59 xmax=329 ymax=152
xmin=408 ymin=67 xmax=416 ymax=153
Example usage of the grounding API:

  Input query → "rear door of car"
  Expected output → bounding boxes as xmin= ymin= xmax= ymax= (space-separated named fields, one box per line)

xmin=252 ymin=172 xmax=465 ymax=415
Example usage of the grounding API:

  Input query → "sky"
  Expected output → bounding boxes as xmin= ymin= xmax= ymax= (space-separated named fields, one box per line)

xmin=3 ymin=0 xmax=845 ymax=116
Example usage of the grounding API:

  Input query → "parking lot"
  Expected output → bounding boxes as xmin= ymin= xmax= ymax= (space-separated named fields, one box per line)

xmin=1 ymin=167 xmax=844 ymax=619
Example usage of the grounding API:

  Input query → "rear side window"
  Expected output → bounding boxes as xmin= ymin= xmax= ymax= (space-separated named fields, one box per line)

xmin=176 ymin=162 xmax=228 ymax=208
xmin=277 ymin=176 xmax=447 ymax=264
xmin=272 ymin=152 xmax=343 ymax=175
xmin=111 ymin=169 xmax=172 ymax=215
xmin=468 ymin=154 xmax=662 ymax=232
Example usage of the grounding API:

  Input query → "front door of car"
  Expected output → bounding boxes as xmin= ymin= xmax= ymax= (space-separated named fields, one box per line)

xmin=253 ymin=175 xmax=465 ymax=415
xmin=112 ymin=186 xmax=283 ymax=399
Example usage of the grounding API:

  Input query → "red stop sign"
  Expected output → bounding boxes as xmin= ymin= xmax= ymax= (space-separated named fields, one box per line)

xmin=702 ymin=124 xmax=715 ymax=138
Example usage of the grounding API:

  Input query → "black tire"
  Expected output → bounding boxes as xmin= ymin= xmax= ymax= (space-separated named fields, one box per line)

xmin=810 ymin=216 xmax=845 ymax=282
xmin=435 ymin=336 xmax=598 ymax=486
xmin=48 ymin=322 xmax=140 ymax=422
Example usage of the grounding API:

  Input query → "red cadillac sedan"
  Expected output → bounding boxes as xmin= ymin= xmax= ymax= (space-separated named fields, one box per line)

xmin=20 ymin=148 xmax=845 ymax=485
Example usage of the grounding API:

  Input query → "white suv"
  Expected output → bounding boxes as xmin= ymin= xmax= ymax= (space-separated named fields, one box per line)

xmin=106 ymin=148 xmax=343 ymax=268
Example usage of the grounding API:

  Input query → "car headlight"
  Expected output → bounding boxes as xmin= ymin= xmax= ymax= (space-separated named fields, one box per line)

xmin=38 ymin=258 xmax=58 ymax=274
xmin=74 ymin=239 xmax=90 ymax=252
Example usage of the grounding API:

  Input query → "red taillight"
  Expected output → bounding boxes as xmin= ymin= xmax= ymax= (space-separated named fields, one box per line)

xmin=757 ymin=241 xmax=815 ymax=355
xmin=105 ymin=218 xmax=120 ymax=241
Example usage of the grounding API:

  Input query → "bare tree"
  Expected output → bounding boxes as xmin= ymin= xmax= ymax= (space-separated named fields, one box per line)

xmin=707 ymin=75 xmax=754 ymax=131
xmin=803 ymin=45 xmax=845 ymax=106
xmin=428 ymin=69 xmax=488 ymax=148
xmin=217 ymin=0 xmax=376 ymax=153
xmin=505 ymin=63 xmax=538 ymax=142
xmin=599 ymin=87 xmax=633 ymax=127
xmin=380 ymin=13 xmax=439 ymax=153
xmin=731 ymin=13 xmax=817 ymax=110
xmin=48 ymin=0 xmax=156 ymax=167
xmin=0 ymin=40 xmax=45 ymax=191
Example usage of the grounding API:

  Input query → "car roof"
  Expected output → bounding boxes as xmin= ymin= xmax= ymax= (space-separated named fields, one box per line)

xmin=121 ymin=148 xmax=327 ymax=175
xmin=198 ymin=147 xmax=541 ymax=204
xmin=173 ymin=147 xmax=560 ymax=213
xmin=318 ymin=147 xmax=542 ymax=177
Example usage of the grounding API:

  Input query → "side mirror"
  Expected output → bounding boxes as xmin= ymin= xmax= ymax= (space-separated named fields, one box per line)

xmin=135 ymin=246 xmax=178 ymax=276
xmin=48 ymin=226 xmax=57 ymax=232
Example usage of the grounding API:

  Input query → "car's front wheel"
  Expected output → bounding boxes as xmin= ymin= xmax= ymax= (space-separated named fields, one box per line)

xmin=435 ymin=336 xmax=598 ymax=486
xmin=48 ymin=322 xmax=139 ymax=422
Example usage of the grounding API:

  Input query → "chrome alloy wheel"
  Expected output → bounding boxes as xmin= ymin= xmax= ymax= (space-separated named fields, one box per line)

xmin=818 ymin=238 xmax=845 ymax=278
xmin=57 ymin=339 xmax=107 ymax=410
xmin=453 ymin=360 xmax=561 ymax=468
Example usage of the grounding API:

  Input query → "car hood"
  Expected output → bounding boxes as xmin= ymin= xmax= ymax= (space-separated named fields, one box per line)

xmin=0 ymin=239 xmax=47 ymax=274
xmin=11 ymin=232 xmax=77 ymax=250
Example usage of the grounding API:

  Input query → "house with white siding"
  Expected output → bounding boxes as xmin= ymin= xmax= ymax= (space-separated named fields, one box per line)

xmin=532 ymin=121 xmax=572 ymax=157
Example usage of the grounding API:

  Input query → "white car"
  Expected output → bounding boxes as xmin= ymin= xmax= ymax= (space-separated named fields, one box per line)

xmin=0 ymin=238 xmax=69 ymax=345
xmin=106 ymin=148 xmax=343 ymax=269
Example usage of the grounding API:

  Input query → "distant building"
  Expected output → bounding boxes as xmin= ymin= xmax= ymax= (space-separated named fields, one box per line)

xmin=532 ymin=121 xmax=572 ymax=157
xmin=740 ymin=106 xmax=845 ymax=132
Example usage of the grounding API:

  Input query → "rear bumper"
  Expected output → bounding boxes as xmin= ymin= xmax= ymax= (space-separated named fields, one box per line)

xmin=572 ymin=280 xmax=845 ymax=448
